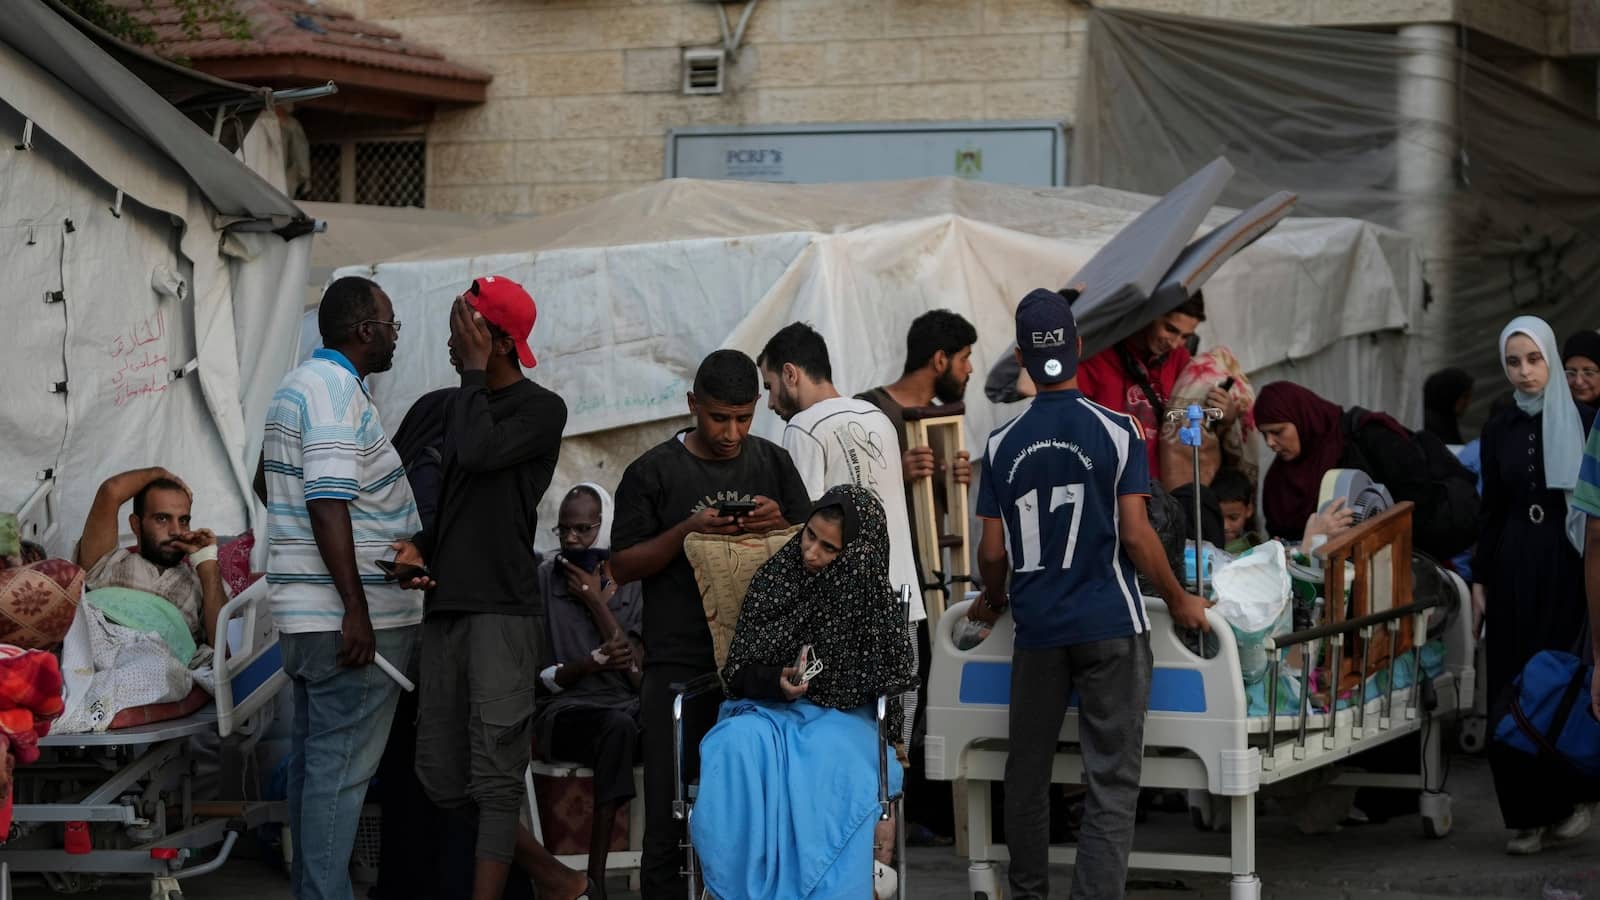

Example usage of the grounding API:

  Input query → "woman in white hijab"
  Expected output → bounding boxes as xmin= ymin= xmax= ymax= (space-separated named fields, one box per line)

xmin=1473 ymin=316 xmax=1598 ymax=856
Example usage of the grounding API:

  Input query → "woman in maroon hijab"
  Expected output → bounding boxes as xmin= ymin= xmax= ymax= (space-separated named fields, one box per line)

xmin=1254 ymin=382 xmax=1476 ymax=560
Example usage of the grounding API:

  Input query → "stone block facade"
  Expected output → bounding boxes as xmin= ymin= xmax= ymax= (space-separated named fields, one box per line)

xmin=326 ymin=0 xmax=1588 ymax=216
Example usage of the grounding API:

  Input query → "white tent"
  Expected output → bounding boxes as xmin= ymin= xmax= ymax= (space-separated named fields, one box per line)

xmin=1 ymin=1 xmax=312 ymax=554
xmin=319 ymin=177 xmax=1422 ymax=551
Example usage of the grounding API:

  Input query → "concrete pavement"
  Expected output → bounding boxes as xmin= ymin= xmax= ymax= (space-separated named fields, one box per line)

xmin=15 ymin=756 xmax=1597 ymax=899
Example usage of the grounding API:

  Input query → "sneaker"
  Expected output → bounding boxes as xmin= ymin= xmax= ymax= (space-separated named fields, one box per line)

xmin=1507 ymin=828 xmax=1546 ymax=855
xmin=1551 ymin=804 xmax=1594 ymax=842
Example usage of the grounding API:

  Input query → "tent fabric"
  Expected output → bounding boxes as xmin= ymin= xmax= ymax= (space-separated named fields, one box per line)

xmin=321 ymin=177 xmax=1421 ymax=552
xmin=1073 ymin=8 xmax=1600 ymax=428
xmin=0 ymin=0 xmax=302 ymax=227
xmin=1 ymin=5 xmax=310 ymax=555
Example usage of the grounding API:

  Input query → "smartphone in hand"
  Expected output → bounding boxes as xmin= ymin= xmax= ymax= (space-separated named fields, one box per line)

xmin=375 ymin=559 xmax=431 ymax=582
xmin=716 ymin=500 xmax=757 ymax=518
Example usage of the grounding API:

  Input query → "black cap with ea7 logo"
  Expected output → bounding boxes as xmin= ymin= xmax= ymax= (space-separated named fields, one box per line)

xmin=1015 ymin=288 xmax=1079 ymax=385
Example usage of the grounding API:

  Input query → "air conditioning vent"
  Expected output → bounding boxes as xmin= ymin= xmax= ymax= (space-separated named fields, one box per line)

xmin=683 ymin=48 xmax=725 ymax=95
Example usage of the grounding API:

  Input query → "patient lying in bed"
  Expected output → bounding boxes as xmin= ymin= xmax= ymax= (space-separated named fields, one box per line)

xmin=55 ymin=468 xmax=231 ymax=733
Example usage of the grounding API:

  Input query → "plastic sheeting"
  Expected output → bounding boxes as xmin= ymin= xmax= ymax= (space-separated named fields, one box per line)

xmin=1074 ymin=8 xmax=1600 ymax=429
xmin=0 ymin=16 xmax=309 ymax=554
xmin=319 ymin=177 xmax=1421 ymax=551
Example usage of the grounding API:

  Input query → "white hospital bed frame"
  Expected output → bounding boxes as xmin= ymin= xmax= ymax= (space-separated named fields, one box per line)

xmin=0 ymin=579 xmax=288 ymax=899
xmin=925 ymin=574 xmax=1474 ymax=900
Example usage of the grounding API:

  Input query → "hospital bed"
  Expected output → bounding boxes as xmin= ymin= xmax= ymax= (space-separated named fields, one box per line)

xmin=0 ymin=579 xmax=288 ymax=899
xmin=924 ymin=503 xmax=1475 ymax=899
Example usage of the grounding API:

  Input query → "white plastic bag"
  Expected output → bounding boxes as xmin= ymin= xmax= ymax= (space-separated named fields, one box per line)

xmin=1212 ymin=541 xmax=1292 ymax=684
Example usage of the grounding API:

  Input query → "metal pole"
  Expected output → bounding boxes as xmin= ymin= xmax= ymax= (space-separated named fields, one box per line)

xmin=1193 ymin=422 xmax=1205 ymax=599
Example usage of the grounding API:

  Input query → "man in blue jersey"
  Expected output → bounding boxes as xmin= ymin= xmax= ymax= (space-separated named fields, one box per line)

xmin=969 ymin=288 xmax=1210 ymax=900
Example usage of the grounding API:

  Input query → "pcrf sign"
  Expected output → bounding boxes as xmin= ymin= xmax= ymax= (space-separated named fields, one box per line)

xmin=669 ymin=121 xmax=1067 ymax=186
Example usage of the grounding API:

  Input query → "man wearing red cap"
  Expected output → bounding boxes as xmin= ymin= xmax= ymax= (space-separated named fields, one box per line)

xmin=398 ymin=276 xmax=590 ymax=899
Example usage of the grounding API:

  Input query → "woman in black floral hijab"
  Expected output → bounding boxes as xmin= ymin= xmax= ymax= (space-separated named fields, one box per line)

xmin=691 ymin=485 xmax=915 ymax=899
xmin=721 ymin=484 xmax=915 ymax=736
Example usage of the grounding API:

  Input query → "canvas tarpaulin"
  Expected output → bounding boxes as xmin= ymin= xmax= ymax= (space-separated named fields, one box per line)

xmin=1074 ymin=7 xmax=1600 ymax=427
xmin=320 ymin=177 xmax=1421 ymax=551
xmin=1 ymin=1 xmax=309 ymax=554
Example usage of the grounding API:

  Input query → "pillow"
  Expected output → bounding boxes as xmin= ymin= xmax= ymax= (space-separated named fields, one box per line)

xmin=0 ymin=560 xmax=84 ymax=650
xmin=108 ymin=685 xmax=209 ymax=730
xmin=84 ymin=587 xmax=197 ymax=667
xmin=682 ymin=527 xmax=800 ymax=671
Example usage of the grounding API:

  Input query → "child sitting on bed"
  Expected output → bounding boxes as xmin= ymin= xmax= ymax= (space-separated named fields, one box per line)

xmin=1214 ymin=469 xmax=1265 ymax=555
xmin=689 ymin=486 xmax=916 ymax=900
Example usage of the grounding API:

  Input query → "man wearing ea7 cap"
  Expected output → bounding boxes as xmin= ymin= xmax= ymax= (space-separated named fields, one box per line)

xmin=396 ymin=276 xmax=590 ymax=899
xmin=968 ymin=288 xmax=1208 ymax=900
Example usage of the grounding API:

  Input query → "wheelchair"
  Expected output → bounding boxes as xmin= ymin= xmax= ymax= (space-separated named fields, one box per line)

xmin=670 ymin=587 xmax=915 ymax=900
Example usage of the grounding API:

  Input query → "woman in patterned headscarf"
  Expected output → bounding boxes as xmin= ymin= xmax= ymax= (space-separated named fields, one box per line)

xmin=690 ymin=485 xmax=915 ymax=900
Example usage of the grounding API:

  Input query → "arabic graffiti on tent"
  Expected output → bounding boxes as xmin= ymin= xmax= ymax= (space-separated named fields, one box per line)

xmin=108 ymin=311 xmax=169 ymax=408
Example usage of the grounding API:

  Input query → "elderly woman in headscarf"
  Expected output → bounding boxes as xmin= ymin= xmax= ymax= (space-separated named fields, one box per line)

xmin=1563 ymin=329 xmax=1600 ymax=408
xmin=533 ymin=483 xmax=643 ymax=898
xmin=689 ymin=485 xmax=915 ymax=900
xmin=1423 ymin=367 xmax=1474 ymax=446
xmin=1473 ymin=317 xmax=1598 ymax=856
xmin=1254 ymin=382 xmax=1477 ymax=561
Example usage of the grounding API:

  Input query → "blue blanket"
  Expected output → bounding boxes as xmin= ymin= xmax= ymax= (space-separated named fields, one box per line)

xmin=690 ymin=698 xmax=902 ymax=900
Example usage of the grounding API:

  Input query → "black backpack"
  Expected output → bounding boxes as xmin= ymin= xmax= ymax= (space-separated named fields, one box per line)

xmin=1342 ymin=408 xmax=1479 ymax=558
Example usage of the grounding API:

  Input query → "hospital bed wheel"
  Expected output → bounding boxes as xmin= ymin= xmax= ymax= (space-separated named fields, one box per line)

xmin=1420 ymin=792 xmax=1452 ymax=839
xmin=148 ymin=876 xmax=182 ymax=900
xmin=1228 ymin=875 xmax=1262 ymax=900
xmin=968 ymin=860 xmax=1002 ymax=899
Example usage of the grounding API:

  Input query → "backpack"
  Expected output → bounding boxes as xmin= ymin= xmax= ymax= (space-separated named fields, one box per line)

xmin=1492 ymin=650 xmax=1600 ymax=778
xmin=1341 ymin=408 xmax=1479 ymax=558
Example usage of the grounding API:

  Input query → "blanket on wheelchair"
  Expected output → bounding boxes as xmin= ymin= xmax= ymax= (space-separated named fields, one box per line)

xmin=691 ymin=698 xmax=901 ymax=900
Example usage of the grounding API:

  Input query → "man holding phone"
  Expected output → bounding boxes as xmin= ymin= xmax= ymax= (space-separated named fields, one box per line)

xmin=610 ymin=349 xmax=811 ymax=899
xmin=263 ymin=277 xmax=425 ymax=900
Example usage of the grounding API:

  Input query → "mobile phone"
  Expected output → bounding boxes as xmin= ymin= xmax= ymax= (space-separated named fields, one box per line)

xmin=1219 ymin=376 xmax=1235 ymax=391
xmin=375 ymin=559 xmax=431 ymax=582
xmin=716 ymin=500 xmax=757 ymax=517
xmin=789 ymin=645 xmax=812 ymax=685
xmin=561 ymin=547 xmax=610 ymax=574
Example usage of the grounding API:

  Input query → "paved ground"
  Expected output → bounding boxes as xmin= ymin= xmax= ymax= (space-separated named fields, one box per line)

xmin=12 ymin=756 xmax=1598 ymax=899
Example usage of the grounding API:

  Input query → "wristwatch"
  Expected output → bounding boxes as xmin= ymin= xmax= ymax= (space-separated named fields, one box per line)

xmin=982 ymin=591 xmax=1009 ymax=612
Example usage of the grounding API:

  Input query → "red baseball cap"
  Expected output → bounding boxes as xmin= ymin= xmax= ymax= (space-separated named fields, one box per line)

xmin=465 ymin=275 xmax=537 ymax=368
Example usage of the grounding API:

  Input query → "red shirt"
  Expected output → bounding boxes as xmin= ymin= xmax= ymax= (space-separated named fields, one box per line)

xmin=1076 ymin=339 xmax=1191 ymax=479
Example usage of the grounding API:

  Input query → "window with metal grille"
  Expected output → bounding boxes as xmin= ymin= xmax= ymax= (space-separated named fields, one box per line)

xmin=302 ymin=139 xmax=427 ymax=207
xmin=306 ymin=143 xmax=341 ymax=201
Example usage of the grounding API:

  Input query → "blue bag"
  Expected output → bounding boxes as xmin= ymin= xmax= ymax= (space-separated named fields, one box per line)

xmin=1492 ymin=650 xmax=1600 ymax=778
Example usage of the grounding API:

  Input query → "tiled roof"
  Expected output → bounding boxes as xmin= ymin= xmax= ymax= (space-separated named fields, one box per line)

xmin=125 ymin=0 xmax=491 ymax=84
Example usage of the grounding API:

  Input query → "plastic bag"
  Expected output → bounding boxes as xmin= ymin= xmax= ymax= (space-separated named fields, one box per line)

xmin=1212 ymin=541 xmax=1292 ymax=684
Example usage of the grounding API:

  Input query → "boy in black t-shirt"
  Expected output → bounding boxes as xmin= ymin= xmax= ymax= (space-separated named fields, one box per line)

xmin=611 ymin=349 xmax=810 ymax=899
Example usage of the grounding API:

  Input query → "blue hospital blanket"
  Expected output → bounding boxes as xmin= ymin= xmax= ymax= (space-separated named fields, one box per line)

xmin=1247 ymin=638 xmax=1447 ymax=717
xmin=690 ymin=698 xmax=902 ymax=900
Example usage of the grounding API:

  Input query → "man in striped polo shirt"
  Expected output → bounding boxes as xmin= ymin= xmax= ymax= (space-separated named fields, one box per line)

xmin=263 ymin=276 xmax=426 ymax=900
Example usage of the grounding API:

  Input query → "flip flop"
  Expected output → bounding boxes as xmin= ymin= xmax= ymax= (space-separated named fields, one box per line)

xmin=905 ymin=822 xmax=954 ymax=847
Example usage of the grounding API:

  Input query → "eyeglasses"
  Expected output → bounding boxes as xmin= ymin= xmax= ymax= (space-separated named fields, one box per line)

xmin=551 ymin=523 xmax=601 ymax=538
xmin=1567 ymin=367 xmax=1600 ymax=379
xmin=359 ymin=319 xmax=402 ymax=334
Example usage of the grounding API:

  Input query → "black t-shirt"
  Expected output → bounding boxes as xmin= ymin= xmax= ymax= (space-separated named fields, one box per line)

xmin=416 ymin=372 xmax=566 ymax=617
xmin=612 ymin=430 xmax=811 ymax=671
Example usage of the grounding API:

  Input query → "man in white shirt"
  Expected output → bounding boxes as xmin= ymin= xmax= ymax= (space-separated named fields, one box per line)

xmin=757 ymin=322 xmax=926 ymax=725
